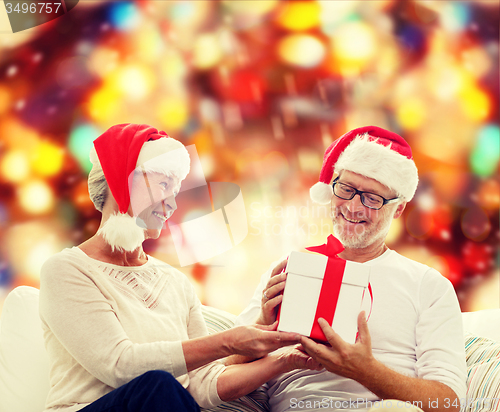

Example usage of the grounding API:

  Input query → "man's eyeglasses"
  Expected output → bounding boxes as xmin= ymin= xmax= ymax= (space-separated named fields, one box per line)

xmin=332 ymin=179 xmax=400 ymax=210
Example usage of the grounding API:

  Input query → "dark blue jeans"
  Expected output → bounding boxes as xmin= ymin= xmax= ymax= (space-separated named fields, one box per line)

xmin=80 ymin=370 xmax=200 ymax=412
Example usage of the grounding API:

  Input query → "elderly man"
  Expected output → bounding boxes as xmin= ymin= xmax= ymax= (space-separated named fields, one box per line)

xmin=236 ymin=126 xmax=467 ymax=412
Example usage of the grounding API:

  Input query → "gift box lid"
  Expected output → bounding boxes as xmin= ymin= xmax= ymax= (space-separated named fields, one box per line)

xmin=286 ymin=251 xmax=369 ymax=287
xmin=286 ymin=251 xmax=328 ymax=280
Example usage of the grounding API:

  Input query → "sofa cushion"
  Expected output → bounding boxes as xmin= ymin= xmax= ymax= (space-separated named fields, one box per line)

xmin=464 ymin=333 xmax=500 ymax=412
xmin=0 ymin=286 xmax=50 ymax=412
xmin=201 ymin=304 xmax=237 ymax=334
xmin=200 ymin=305 xmax=269 ymax=412
xmin=0 ymin=286 xmax=268 ymax=412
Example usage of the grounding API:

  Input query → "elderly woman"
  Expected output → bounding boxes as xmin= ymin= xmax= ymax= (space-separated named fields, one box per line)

xmin=39 ymin=124 xmax=320 ymax=412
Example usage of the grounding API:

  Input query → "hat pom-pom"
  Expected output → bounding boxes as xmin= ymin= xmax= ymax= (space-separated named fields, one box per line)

xmin=97 ymin=213 xmax=145 ymax=252
xmin=310 ymin=182 xmax=333 ymax=204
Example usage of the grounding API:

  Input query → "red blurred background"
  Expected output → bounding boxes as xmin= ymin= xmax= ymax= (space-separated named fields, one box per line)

xmin=0 ymin=0 xmax=498 ymax=314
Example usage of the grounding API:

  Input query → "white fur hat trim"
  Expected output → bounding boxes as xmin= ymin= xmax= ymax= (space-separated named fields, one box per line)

xmin=335 ymin=135 xmax=418 ymax=201
xmin=136 ymin=138 xmax=190 ymax=180
xmin=310 ymin=182 xmax=334 ymax=205
xmin=97 ymin=213 xmax=145 ymax=252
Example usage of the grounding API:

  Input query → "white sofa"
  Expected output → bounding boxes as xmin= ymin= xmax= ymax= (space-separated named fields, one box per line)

xmin=1 ymin=286 xmax=499 ymax=412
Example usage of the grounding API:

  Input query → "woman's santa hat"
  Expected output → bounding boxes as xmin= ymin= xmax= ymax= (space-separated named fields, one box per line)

xmin=92 ymin=123 xmax=190 ymax=252
xmin=310 ymin=126 xmax=418 ymax=204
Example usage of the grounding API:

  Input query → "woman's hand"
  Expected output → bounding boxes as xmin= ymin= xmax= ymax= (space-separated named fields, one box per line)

xmin=225 ymin=323 xmax=301 ymax=359
xmin=256 ymin=259 xmax=288 ymax=325
xmin=276 ymin=344 xmax=324 ymax=373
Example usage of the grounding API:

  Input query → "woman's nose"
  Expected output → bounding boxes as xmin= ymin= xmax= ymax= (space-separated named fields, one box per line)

xmin=164 ymin=196 xmax=177 ymax=211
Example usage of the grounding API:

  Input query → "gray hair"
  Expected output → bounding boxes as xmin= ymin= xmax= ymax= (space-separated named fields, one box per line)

xmin=88 ymin=147 xmax=109 ymax=212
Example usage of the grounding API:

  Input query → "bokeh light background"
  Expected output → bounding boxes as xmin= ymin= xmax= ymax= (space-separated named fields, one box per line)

xmin=0 ymin=0 xmax=498 ymax=315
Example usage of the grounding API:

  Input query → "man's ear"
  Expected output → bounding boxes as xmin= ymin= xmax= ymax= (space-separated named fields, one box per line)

xmin=394 ymin=201 xmax=407 ymax=219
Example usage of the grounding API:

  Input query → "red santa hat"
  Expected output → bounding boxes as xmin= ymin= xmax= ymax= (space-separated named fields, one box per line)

xmin=310 ymin=126 xmax=418 ymax=204
xmin=93 ymin=123 xmax=190 ymax=251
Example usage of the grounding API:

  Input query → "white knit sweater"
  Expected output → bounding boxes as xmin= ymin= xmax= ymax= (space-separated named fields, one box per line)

xmin=39 ymin=247 xmax=225 ymax=411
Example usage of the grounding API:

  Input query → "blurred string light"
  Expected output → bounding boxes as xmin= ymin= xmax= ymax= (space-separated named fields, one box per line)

xmin=18 ymin=180 xmax=54 ymax=214
xmin=87 ymin=65 xmax=156 ymax=122
xmin=88 ymin=47 xmax=120 ymax=78
xmin=193 ymin=33 xmax=223 ymax=70
xmin=275 ymin=1 xmax=321 ymax=31
xmin=466 ymin=271 xmax=500 ymax=311
xmin=68 ymin=124 xmax=101 ymax=174
xmin=329 ymin=21 xmax=377 ymax=75
xmin=386 ymin=216 xmax=404 ymax=245
xmin=396 ymin=97 xmax=426 ymax=131
xmin=0 ymin=86 xmax=11 ymax=115
xmin=221 ymin=0 xmax=278 ymax=30
xmin=461 ymin=206 xmax=491 ymax=242
xmin=156 ymin=96 xmax=189 ymax=131
xmin=0 ymin=120 xmax=40 ymax=152
xmin=223 ymin=0 xmax=278 ymax=16
xmin=461 ymin=47 xmax=492 ymax=80
xmin=86 ymin=85 xmax=120 ymax=123
xmin=278 ymin=34 xmax=326 ymax=68
xmin=133 ymin=26 xmax=163 ymax=63
xmin=1 ymin=150 xmax=30 ymax=183
xmin=428 ymin=63 xmax=467 ymax=101
xmin=462 ymin=241 xmax=495 ymax=274
xmin=5 ymin=221 xmax=66 ymax=284
xmin=108 ymin=1 xmax=141 ymax=31
xmin=72 ymin=180 xmax=95 ymax=212
xmin=477 ymin=179 xmax=500 ymax=210
xmin=459 ymin=82 xmax=490 ymax=122
xmin=160 ymin=51 xmax=187 ymax=82
xmin=428 ymin=255 xmax=463 ymax=287
xmin=319 ymin=1 xmax=358 ymax=33
xmin=30 ymin=141 xmax=65 ymax=177
xmin=114 ymin=65 xmax=155 ymax=101
xmin=170 ymin=1 xmax=197 ymax=22
xmin=440 ymin=2 xmax=470 ymax=32
xmin=470 ymin=124 xmax=500 ymax=177
xmin=0 ymin=262 xmax=13 ymax=287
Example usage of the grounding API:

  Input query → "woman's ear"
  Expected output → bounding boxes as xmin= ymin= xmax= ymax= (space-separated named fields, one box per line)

xmin=394 ymin=201 xmax=407 ymax=219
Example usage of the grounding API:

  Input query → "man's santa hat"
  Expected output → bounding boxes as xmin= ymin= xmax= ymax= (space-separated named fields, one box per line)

xmin=91 ymin=123 xmax=190 ymax=252
xmin=310 ymin=126 xmax=418 ymax=204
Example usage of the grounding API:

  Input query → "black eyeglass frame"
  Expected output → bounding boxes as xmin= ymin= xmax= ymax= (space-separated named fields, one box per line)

xmin=332 ymin=178 xmax=400 ymax=210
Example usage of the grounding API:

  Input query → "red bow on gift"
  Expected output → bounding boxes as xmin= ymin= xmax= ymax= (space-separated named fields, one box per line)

xmin=305 ymin=234 xmax=344 ymax=257
xmin=303 ymin=235 xmax=346 ymax=341
xmin=304 ymin=235 xmax=372 ymax=343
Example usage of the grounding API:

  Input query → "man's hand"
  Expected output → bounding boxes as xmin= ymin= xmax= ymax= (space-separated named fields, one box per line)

xmin=300 ymin=312 xmax=375 ymax=381
xmin=256 ymin=259 xmax=288 ymax=325
xmin=226 ymin=322 xmax=301 ymax=359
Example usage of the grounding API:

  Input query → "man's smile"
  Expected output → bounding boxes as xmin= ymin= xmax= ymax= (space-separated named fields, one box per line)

xmin=340 ymin=212 xmax=368 ymax=225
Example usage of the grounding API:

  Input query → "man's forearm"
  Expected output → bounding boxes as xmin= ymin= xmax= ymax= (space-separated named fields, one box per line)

xmin=358 ymin=358 xmax=460 ymax=412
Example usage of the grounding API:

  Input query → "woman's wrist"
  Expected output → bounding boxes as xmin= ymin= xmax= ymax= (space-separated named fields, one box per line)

xmin=273 ymin=350 xmax=294 ymax=373
xmin=219 ymin=328 xmax=237 ymax=356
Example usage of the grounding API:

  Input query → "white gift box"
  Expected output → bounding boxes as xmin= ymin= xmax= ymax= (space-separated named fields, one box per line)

xmin=278 ymin=251 xmax=370 ymax=344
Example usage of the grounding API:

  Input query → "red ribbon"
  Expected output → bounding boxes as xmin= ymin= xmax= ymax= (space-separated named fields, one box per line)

xmin=305 ymin=235 xmax=345 ymax=342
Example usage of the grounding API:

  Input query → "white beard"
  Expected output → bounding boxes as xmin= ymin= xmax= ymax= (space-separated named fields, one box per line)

xmin=97 ymin=213 xmax=145 ymax=252
xmin=332 ymin=207 xmax=393 ymax=250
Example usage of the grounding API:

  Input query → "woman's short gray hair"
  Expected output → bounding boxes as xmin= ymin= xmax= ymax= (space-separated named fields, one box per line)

xmin=88 ymin=147 xmax=109 ymax=212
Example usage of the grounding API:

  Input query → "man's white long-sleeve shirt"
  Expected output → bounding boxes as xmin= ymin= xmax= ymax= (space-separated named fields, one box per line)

xmin=236 ymin=248 xmax=467 ymax=412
